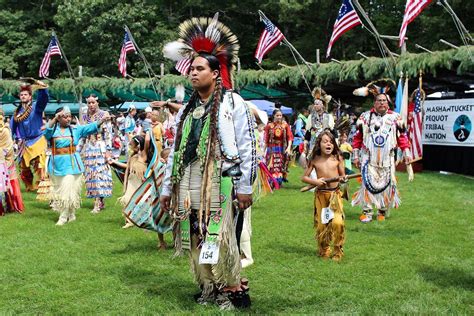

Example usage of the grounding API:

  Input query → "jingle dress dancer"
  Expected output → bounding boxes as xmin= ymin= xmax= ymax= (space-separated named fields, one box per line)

xmin=80 ymin=95 xmax=113 ymax=213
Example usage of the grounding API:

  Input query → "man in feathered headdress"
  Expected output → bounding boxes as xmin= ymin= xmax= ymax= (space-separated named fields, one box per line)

xmin=160 ymin=14 xmax=257 ymax=310
xmin=10 ymin=79 xmax=49 ymax=192
xmin=306 ymin=87 xmax=335 ymax=155
xmin=351 ymin=79 xmax=411 ymax=222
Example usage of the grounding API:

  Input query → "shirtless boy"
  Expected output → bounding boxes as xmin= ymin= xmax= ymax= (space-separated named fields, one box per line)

xmin=302 ymin=130 xmax=346 ymax=261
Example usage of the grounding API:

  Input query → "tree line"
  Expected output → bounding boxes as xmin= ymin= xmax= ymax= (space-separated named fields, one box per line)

xmin=0 ymin=0 xmax=472 ymax=79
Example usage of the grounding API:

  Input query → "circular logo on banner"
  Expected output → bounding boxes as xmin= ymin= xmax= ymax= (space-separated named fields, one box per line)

xmin=453 ymin=115 xmax=471 ymax=142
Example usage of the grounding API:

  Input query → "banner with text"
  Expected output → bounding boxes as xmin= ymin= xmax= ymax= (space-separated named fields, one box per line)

xmin=423 ymin=98 xmax=474 ymax=147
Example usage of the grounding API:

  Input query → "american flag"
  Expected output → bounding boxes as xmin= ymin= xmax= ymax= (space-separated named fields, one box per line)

xmin=254 ymin=14 xmax=285 ymax=64
xmin=39 ymin=35 xmax=62 ymax=78
xmin=118 ymin=31 xmax=136 ymax=77
xmin=175 ymin=58 xmax=191 ymax=75
xmin=326 ymin=0 xmax=362 ymax=58
xmin=408 ymin=88 xmax=424 ymax=159
xmin=399 ymin=0 xmax=433 ymax=47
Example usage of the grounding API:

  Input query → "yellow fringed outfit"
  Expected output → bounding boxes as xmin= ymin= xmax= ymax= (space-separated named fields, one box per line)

xmin=314 ymin=188 xmax=345 ymax=261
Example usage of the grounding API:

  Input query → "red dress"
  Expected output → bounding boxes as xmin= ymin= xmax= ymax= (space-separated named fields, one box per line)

xmin=0 ymin=127 xmax=24 ymax=215
xmin=264 ymin=121 xmax=293 ymax=185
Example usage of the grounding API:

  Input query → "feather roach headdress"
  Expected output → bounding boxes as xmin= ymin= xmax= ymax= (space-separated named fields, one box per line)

xmin=353 ymin=78 xmax=396 ymax=97
xmin=353 ymin=78 xmax=396 ymax=103
xmin=163 ymin=13 xmax=239 ymax=89
xmin=312 ymin=87 xmax=332 ymax=110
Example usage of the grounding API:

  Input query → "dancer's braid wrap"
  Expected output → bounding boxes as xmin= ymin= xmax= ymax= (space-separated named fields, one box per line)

xmin=199 ymin=77 xmax=222 ymax=234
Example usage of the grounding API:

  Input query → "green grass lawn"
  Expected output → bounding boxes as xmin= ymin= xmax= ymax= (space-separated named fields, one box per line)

xmin=0 ymin=167 xmax=473 ymax=314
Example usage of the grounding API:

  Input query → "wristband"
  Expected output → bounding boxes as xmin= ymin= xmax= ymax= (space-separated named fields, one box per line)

xmin=353 ymin=148 xmax=359 ymax=160
xmin=402 ymin=148 xmax=412 ymax=160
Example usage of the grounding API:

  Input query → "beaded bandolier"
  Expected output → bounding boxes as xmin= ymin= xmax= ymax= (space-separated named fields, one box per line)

xmin=10 ymin=83 xmax=49 ymax=192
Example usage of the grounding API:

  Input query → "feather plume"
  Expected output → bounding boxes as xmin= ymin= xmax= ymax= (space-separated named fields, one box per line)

xmin=312 ymin=87 xmax=332 ymax=108
xmin=354 ymin=79 xmax=396 ymax=98
xmin=204 ymin=12 xmax=221 ymax=44
xmin=312 ymin=87 xmax=322 ymax=100
xmin=163 ymin=41 xmax=191 ymax=61
xmin=353 ymin=87 xmax=369 ymax=96
xmin=175 ymin=84 xmax=185 ymax=103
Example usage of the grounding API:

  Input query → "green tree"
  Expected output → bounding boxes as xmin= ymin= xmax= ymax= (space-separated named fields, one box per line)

xmin=0 ymin=0 xmax=472 ymax=78
xmin=0 ymin=0 xmax=57 ymax=77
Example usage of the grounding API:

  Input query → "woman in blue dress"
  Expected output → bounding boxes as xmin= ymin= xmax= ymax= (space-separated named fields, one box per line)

xmin=44 ymin=107 xmax=110 ymax=225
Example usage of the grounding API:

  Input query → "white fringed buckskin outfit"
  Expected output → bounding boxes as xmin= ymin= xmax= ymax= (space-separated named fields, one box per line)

xmin=352 ymin=109 xmax=411 ymax=215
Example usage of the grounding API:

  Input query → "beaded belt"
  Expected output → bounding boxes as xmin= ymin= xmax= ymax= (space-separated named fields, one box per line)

xmin=52 ymin=146 xmax=77 ymax=155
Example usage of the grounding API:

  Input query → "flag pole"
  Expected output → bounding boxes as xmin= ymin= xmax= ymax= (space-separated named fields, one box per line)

xmin=124 ymin=25 xmax=160 ymax=100
xmin=437 ymin=0 xmax=474 ymax=62
xmin=437 ymin=0 xmax=473 ymax=44
xmin=52 ymin=30 xmax=82 ymax=116
xmin=258 ymin=10 xmax=314 ymax=74
xmin=52 ymin=31 xmax=76 ymax=82
xmin=350 ymin=0 xmax=396 ymax=73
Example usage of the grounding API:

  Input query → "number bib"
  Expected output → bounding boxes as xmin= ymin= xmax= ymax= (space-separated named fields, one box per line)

xmin=321 ymin=207 xmax=334 ymax=224
xmin=199 ymin=241 xmax=220 ymax=265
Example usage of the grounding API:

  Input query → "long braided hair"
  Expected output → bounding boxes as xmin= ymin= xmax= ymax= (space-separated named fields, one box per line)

xmin=171 ymin=54 xmax=224 ymax=229
xmin=199 ymin=75 xmax=223 ymax=230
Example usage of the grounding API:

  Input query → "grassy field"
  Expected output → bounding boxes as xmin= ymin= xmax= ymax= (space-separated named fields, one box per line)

xmin=0 ymin=167 xmax=473 ymax=314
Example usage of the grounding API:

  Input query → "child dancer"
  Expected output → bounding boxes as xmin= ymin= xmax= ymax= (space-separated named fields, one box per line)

xmin=156 ymin=148 xmax=171 ymax=250
xmin=339 ymin=131 xmax=354 ymax=175
xmin=109 ymin=135 xmax=148 ymax=229
xmin=45 ymin=107 xmax=110 ymax=225
xmin=302 ymin=130 xmax=346 ymax=261
xmin=151 ymin=110 xmax=164 ymax=157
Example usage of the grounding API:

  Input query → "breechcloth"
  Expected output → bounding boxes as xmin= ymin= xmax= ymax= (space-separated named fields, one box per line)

xmin=178 ymin=162 xmax=241 ymax=298
xmin=314 ymin=188 xmax=345 ymax=254
xmin=20 ymin=136 xmax=47 ymax=189
xmin=20 ymin=157 xmax=43 ymax=190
